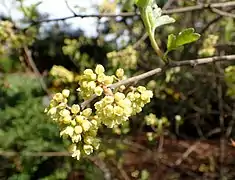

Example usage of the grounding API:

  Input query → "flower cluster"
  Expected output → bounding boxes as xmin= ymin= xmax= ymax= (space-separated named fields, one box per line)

xmin=49 ymin=65 xmax=75 ymax=83
xmin=45 ymin=64 xmax=153 ymax=160
xmin=112 ymin=121 xmax=130 ymax=135
xmin=94 ymin=93 xmax=132 ymax=128
xmin=0 ymin=21 xmax=36 ymax=55
xmin=45 ymin=89 xmax=100 ymax=160
xmin=62 ymin=38 xmax=94 ymax=71
xmin=127 ymin=86 xmax=153 ymax=115
xmin=107 ymin=46 xmax=138 ymax=69
xmin=77 ymin=65 xmax=125 ymax=100
xmin=94 ymin=86 xmax=153 ymax=128
xmin=225 ymin=66 xmax=235 ymax=99
xmin=198 ymin=35 xmax=218 ymax=57
xmin=144 ymin=113 xmax=170 ymax=141
xmin=145 ymin=113 xmax=169 ymax=129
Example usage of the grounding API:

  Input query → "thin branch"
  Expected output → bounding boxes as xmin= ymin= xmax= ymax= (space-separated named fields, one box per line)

xmin=64 ymin=0 xmax=77 ymax=16
xmin=211 ymin=7 xmax=235 ymax=18
xmin=88 ymin=156 xmax=112 ymax=180
xmin=165 ymin=1 xmax=235 ymax=14
xmin=215 ymin=63 xmax=226 ymax=178
xmin=110 ymin=67 xmax=163 ymax=89
xmin=81 ymin=94 xmax=97 ymax=109
xmin=181 ymin=7 xmax=235 ymax=60
xmin=132 ymin=33 xmax=148 ymax=49
xmin=175 ymin=141 xmax=201 ymax=166
xmin=111 ymin=55 xmax=235 ymax=89
xmin=162 ymin=0 xmax=175 ymax=10
xmin=32 ymin=12 xmax=138 ymax=24
xmin=23 ymin=46 xmax=50 ymax=95
xmin=80 ymin=54 xmax=235 ymax=109
xmin=110 ymin=158 xmax=131 ymax=180
xmin=200 ymin=15 xmax=225 ymax=35
xmin=200 ymin=6 xmax=235 ymax=34
xmin=132 ymin=0 xmax=173 ymax=61
xmin=81 ymin=66 xmax=164 ymax=109
xmin=29 ymin=1 xmax=235 ymax=24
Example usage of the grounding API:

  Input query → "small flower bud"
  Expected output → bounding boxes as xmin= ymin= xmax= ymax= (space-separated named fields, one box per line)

xmin=75 ymin=115 xmax=84 ymax=124
xmin=83 ymin=145 xmax=93 ymax=155
xmin=114 ymin=106 xmax=124 ymax=116
xmin=97 ymin=74 xmax=105 ymax=82
xmin=72 ymin=134 xmax=81 ymax=143
xmin=60 ymin=126 xmax=74 ymax=137
xmin=71 ymin=149 xmax=81 ymax=160
xmin=95 ymin=64 xmax=105 ymax=74
xmin=81 ymin=120 xmax=91 ymax=131
xmin=137 ymin=86 xmax=146 ymax=93
xmin=63 ymin=115 xmax=72 ymax=124
xmin=114 ymin=92 xmax=125 ymax=101
xmin=47 ymin=107 xmax=57 ymax=115
xmin=71 ymin=120 xmax=76 ymax=126
xmin=119 ymin=85 xmax=126 ymax=91
xmin=94 ymin=86 xmax=103 ymax=96
xmin=92 ymin=139 xmax=100 ymax=150
xmin=71 ymin=104 xmax=80 ymax=114
xmin=91 ymin=120 xmax=98 ymax=126
xmin=84 ymin=69 xmax=94 ymax=76
xmin=82 ymin=108 xmax=92 ymax=117
xmin=116 ymin=68 xmax=124 ymax=78
xmin=62 ymin=89 xmax=70 ymax=98
xmin=84 ymin=136 xmax=93 ymax=144
xmin=104 ymin=76 xmax=113 ymax=85
xmin=88 ymin=81 xmax=96 ymax=90
xmin=59 ymin=109 xmax=70 ymax=117
xmin=74 ymin=125 xmax=83 ymax=134
xmin=103 ymin=96 xmax=114 ymax=104
xmin=53 ymin=93 xmax=64 ymax=102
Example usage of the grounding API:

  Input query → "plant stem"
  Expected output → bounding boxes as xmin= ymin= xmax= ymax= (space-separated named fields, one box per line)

xmin=148 ymin=32 xmax=164 ymax=59
xmin=141 ymin=8 xmax=165 ymax=63
xmin=81 ymin=54 xmax=235 ymax=109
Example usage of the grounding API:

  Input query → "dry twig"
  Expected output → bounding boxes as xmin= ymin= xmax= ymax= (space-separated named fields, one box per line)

xmin=29 ymin=1 xmax=235 ymax=24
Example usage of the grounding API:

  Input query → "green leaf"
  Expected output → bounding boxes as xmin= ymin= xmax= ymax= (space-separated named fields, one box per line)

xmin=176 ymin=28 xmax=200 ymax=47
xmin=147 ymin=4 xmax=175 ymax=33
xmin=136 ymin=0 xmax=175 ymax=61
xmin=167 ymin=28 xmax=200 ymax=52
xmin=154 ymin=15 xmax=175 ymax=30
xmin=167 ymin=34 xmax=177 ymax=51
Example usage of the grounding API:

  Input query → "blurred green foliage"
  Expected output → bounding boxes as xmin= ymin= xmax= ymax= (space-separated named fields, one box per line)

xmin=0 ymin=70 xmax=105 ymax=180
